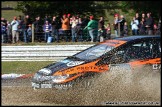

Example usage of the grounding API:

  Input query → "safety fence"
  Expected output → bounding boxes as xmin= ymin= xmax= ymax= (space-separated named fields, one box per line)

xmin=2 ymin=45 xmax=94 ymax=61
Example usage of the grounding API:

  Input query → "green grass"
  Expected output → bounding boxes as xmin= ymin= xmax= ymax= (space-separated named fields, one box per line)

xmin=1 ymin=1 xmax=24 ymax=22
xmin=1 ymin=10 xmax=24 ymax=22
xmin=1 ymin=61 xmax=54 ymax=74
xmin=1 ymin=1 xmax=18 ymax=8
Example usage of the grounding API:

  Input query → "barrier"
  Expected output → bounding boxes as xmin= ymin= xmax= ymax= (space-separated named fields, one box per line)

xmin=2 ymin=45 xmax=94 ymax=61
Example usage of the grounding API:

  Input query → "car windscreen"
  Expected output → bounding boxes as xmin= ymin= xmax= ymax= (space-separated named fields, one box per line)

xmin=74 ymin=44 xmax=114 ymax=60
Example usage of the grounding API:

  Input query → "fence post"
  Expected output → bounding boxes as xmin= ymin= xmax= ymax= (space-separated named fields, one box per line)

xmin=32 ymin=24 xmax=34 ymax=43
xmin=118 ymin=23 xmax=120 ymax=37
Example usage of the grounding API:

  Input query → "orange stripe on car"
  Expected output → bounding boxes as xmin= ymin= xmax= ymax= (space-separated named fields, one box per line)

xmin=129 ymin=58 xmax=161 ymax=67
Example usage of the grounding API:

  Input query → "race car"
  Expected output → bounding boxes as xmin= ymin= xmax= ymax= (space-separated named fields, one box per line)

xmin=31 ymin=35 xmax=161 ymax=89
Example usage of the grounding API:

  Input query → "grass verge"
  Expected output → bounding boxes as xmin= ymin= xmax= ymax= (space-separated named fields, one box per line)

xmin=1 ymin=61 xmax=54 ymax=74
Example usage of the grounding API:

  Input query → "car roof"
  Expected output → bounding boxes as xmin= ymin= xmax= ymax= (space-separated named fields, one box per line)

xmin=114 ymin=35 xmax=160 ymax=42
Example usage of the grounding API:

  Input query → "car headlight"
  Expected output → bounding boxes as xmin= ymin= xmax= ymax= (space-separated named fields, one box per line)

xmin=38 ymin=68 xmax=52 ymax=75
xmin=52 ymin=74 xmax=69 ymax=83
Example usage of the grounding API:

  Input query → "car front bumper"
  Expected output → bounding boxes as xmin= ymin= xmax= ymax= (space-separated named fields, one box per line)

xmin=31 ymin=82 xmax=73 ymax=89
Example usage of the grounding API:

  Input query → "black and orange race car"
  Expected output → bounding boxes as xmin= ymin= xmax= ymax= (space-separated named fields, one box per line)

xmin=31 ymin=35 xmax=161 ymax=89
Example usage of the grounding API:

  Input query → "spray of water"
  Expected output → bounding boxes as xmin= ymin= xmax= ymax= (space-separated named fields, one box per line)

xmin=33 ymin=65 xmax=160 ymax=106
xmin=2 ymin=65 xmax=160 ymax=106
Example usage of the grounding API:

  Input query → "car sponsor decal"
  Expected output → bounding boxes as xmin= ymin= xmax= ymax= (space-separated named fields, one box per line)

xmin=66 ymin=61 xmax=85 ymax=67
xmin=60 ymin=59 xmax=71 ymax=63
xmin=53 ymin=60 xmax=108 ymax=76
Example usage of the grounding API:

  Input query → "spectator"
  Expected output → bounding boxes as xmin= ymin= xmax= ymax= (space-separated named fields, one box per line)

xmin=33 ymin=16 xmax=42 ymax=42
xmin=67 ymin=13 xmax=71 ymax=19
xmin=81 ymin=16 xmax=89 ymax=41
xmin=1 ymin=17 xmax=7 ymax=27
xmin=117 ymin=15 xmax=126 ymax=37
xmin=1 ymin=22 xmax=6 ymax=43
xmin=6 ymin=21 xmax=12 ymax=43
xmin=113 ymin=14 xmax=119 ymax=38
xmin=84 ymin=15 xmax=98 ymax=42
xmin=17 ymin=15 xmax=23 ymax=41
xmin=135 ymin=12 xmax=141 ymax=25
xmin=131 ymin=17 xmax=139 ymax=35
xmin=81 ymin=16 xmax=89 ymax=28
xmin=51 ymin=16 xmax=59 ymax=42
xmin=33 ymin=16 xmax=41 ymax=33
xmin=11 ymin=16 xmax=19 ymax=43
xmin=44 ymin=15 xmax=51 ymax=23
xmin=67 ymin=13 xmax=71 ymax=27
xmin=97 ymin=16 xmax=105 ymax=42
xmin=141 ymin=13 xmax=146 ymax=21
xmin=139 ymin=18 xmax=146 ymax=35
xmin=153 ymin=23 xmax=158 ymax=35
xmin=145 ymin=12 xmax=154 ymax=35
xmin=27 ymin=24 xmax=32 ymax=42
xmin=71 ymin=15 xmax=79 ymax=42
xmin=61 ymin=14 xmax=70 ymax=42
xmin=123 ymin=22 xmax=128 ymax=36
xmin=105 ymin=23 xmax=111 ymax=40
xmin=76 ymin=17 xmax=83 ymax=42
xmin=43 ymin=20 xmax=52 ymax=42
xmin=23 ymin=15 xmax=32 ymax=43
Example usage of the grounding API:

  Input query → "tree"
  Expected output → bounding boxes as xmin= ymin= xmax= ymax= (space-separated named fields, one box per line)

xmin=15 ymin=1 xmax=96 ymax=21
xmin=15 ymin=1 xmax=161 ymax=23
xmin=120 ymin=1 xmax=161 ymax=20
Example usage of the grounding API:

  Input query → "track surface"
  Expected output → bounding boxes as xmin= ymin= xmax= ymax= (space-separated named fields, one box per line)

xmin=2 ymin=66 xmax=161 ymax=106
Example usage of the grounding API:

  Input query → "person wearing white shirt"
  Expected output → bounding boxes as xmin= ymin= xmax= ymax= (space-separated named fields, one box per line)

xmin=71 ymin=16 xmax=79 ymax=42
xmin=11 ymin=16 xmax=19 ymax=43
xmin=131 ymin=17 xmax=139 ymax=35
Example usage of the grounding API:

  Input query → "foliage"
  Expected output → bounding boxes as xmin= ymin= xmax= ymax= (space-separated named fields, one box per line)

xmin=15 ymin=1 xmax=96 ymax=20
xmin=14 ymin=1 xmax=161 ymax=22
xmin=120 ymin=1 xmax=161 ymax=20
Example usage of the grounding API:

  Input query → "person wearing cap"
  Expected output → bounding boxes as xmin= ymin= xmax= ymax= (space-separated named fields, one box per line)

xmin=11 ymin=16 xmax=19 ymax=43
xmin=67 ymin=14 xmax=71 ymax=19
xmin=84 ymin=15 xmax=98 ymax=42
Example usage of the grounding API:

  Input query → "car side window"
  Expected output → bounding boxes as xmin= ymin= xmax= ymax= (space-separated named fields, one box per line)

xmin=152 ymin=39 xmax=161 ymax=58
xmin=109 ymin=47 xmax=128 ymax=64
xmin=125 ymin=40 xmax=153 ymax=61
xmin=109 ymin=40 xmax=154 ymax=64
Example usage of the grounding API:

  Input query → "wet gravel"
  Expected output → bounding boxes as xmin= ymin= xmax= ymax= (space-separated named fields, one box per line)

xmin=2 ymin=65 xmax=160 ymax=106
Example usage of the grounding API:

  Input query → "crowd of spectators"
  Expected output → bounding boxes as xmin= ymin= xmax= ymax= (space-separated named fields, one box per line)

xmin=1 ymin=12 xmax=161 ymax=44
xmin=112 ymin=12 xmax=161 ymax=39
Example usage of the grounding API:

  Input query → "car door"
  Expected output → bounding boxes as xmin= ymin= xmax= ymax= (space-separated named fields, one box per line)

xmin=98 ymin=38 xmax=158 ymax=71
